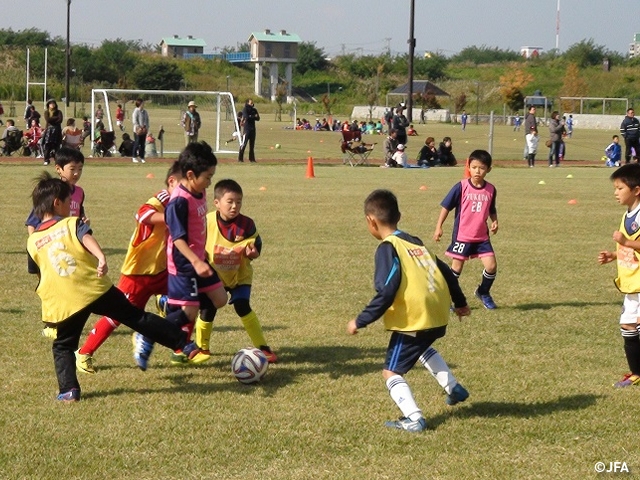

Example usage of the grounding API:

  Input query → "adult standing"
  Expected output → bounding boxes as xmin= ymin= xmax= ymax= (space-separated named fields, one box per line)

xmin=548 ymin=111 xmax=565 ymax=167
xmin=238 ymin=99 xmax=260 ymax=163
xmin=392 ymin=103 xmax=409 ymax=147
xmin=24 ymin=98 xmax=33 ymax=127
xmin=182 ymin=100 xmax=201 ymax=146
xmin=131 ymin=98 xmax=149 ymax=163
xmin=620 ymin=107 xmax=640 ymax=164
xmin=523 ymin=105 xmax=537 ymax=166
xmin=42 ymin=99 xmax=63 ymax=166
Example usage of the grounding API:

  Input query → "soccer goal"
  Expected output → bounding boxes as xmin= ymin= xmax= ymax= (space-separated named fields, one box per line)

xmin=90 ymin=89 xmax=241 ymax=156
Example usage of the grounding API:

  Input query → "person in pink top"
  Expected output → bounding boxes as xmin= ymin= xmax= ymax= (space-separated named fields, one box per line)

xmin=433 ymin=150 xmax=499 ymax=309
xmin=163 ymin=141 xmax=228 ymax=364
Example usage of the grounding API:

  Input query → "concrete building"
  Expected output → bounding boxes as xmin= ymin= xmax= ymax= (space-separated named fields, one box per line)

xmin=248 ymin=29 xmax=301 ymax=102
xmin=629 ymin=34 xmax=640 ymax=58
xmin=520 ymin=46 xmax=544 ymax=59
xmin=160 ymin=35 xmax=207 ymax=58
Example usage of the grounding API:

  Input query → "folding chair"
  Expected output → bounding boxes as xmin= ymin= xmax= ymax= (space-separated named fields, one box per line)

xmin=1 ymin=129 xmax=25 ymax=156
xmin=341 ymin=130 xmax=374 ymax=167
xmin=62 ymin=131 xmax=83 ymax=150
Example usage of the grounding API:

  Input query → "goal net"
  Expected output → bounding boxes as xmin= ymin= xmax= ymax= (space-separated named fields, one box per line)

xmin=90 ymin=89 xmax=240 ymax=156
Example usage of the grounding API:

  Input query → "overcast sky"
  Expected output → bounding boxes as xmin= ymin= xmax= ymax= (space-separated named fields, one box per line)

xmin=2 ymin=1 xmax=636 ymax=57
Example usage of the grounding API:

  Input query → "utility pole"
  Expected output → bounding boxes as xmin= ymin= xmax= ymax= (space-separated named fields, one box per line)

xmin=555 ymin=0 xmax=560 ymax=51
xmin=65 ymin=0 xmax=71 ymax=108
xmin=385 ymin=37 xmax=391 ymax=56
xmin=407 ymin=0 xmax=416 ymax=122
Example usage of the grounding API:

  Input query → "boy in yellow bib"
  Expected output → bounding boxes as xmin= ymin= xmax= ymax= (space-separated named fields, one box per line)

xmin=598 ymin=163 xmax=640 ymax=387
xmin=347 ymin=189 xmax=470 ymax=432
xmin=187 ymin=179 xmax=276 ymax=363
xmin=27 ymin=172 xmax=187 ymax=402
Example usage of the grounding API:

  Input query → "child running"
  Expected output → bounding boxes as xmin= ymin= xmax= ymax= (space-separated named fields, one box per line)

xmin=598 ymin=163 xmax=640 ymax=387
xmin=433 ymin=149 xmax=499 ymax=309
xmin=347 ymin=189 xmax=470 ymax=432
xmin=27 ymin=172 xmax=187 ymax=402
xmin=191 ymin=179 xmax=277 ymax=363
xmin=25 ymin=147 xmax=88 ymax=234
xmin=76 ymin=162 xmax=182 ymax=373
xmin=163 ymin=141 xmax=228 ymax=364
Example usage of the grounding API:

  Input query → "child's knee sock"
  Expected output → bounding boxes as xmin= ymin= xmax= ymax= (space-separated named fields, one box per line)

xmin=477 ymin=269 xmax=496 ymax=295
xmin=79 ymin=317 xmax=119 ymax=355
xmin=386 ymin=374 xmax=422 ymax=421
xmin=240 ymin=311 xmax=268 ymax=348
xmin=623 ymin=328 xmax=640 ymax=375
xmin=195 ymin=316 xmax=214 ymax=351
xmin=419 ymin=347 xmax=457 ymax=394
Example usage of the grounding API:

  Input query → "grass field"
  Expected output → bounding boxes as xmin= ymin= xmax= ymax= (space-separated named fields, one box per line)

xmin=53 ymin=107 xmax=622 ymax=164
xmin=1 ymin=127 xmax=638 ymax=479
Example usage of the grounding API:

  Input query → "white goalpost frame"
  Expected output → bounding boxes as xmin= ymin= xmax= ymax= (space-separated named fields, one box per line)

xmin=91 ymin=89 xmax=241 ymax=155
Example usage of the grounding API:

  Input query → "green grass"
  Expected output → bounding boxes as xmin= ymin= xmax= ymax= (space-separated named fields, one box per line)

xmin=1 ymin=139 xmax=638 ymax=479
xmin=93 ymin=114 xmax=620 ymax=164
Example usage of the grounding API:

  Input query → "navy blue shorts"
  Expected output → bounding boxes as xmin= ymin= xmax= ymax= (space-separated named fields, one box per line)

xmin=168 ymin=269 xmax=223 ymax=307
xmin=384 ymin=326 xmax=447 ymax=374
xmin=445 ymin=239 xmax=494 ymax=261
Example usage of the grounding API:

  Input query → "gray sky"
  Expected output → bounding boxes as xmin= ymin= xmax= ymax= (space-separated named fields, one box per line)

xmin=2 ymin=1 xmax=636 ymax=57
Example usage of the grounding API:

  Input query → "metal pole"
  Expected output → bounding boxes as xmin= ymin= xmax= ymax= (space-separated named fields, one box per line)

xmin=65 ymin=0 xmax=71 ymax=108
xmin=488 ymin=111 xmax=494 ymax=155
xmin=407 ymin=0 xmax=415 ymax=122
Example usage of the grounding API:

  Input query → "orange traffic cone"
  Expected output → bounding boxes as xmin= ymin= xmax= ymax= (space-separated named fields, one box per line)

xmin=463 ymin=158 xmax=471 ymax=179
xmin=306 ymin=156 xmax=315 ymax=178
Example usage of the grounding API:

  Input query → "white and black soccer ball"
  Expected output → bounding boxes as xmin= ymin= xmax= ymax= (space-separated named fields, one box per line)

xmin=231 ymin=348 xmax=268 ymax=384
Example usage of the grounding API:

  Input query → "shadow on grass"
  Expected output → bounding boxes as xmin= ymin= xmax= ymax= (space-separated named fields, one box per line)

xmin=511 ymin=301 xmax=617 ymax=311
xmin=83 ymin=345 xmax=388 ymax=399
xmin=427 ymin=393 xmax=602 ymax=429
xmin=0 ymin=308 xmax=25 ymax=314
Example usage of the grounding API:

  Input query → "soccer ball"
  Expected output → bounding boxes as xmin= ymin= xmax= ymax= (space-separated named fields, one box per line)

xmin=231 ymin=348 xmax=268 ymax=384
xmin=275 ymin=143 xmax=281 ymax=149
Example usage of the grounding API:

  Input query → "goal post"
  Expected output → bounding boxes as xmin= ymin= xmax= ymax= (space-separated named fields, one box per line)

xmin=90 ymin=89 xmax=241 ymax=156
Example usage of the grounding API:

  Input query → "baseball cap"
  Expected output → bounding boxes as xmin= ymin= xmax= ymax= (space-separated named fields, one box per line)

xmin=397 ymin=144 xmax=405 ymax=150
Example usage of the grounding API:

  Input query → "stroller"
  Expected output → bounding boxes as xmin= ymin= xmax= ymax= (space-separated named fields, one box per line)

xmin=1 ymin=129 xmax=25 ymax=156
xmin=92 ymin=130 xmax=116 ymax=157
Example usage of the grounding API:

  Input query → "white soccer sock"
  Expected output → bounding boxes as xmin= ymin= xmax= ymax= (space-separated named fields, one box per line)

xmin=386 ymin=375 xmax=422 ymax=421
xmin=419 ymin=347 xmax=457 ymax=394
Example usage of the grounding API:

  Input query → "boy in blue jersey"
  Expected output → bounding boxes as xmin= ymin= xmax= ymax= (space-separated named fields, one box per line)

xmin=605 ymin=135 xmax=622 ymax=168
xmin=347 ymin=189 xmax=471 ymax=432
xmin=27 ymin=172 xmax=188 ymax=402
xmin=598 ymin=163 xmax=640 ymax=387
xmin=163 ymin=142 xmax=228 ymax=364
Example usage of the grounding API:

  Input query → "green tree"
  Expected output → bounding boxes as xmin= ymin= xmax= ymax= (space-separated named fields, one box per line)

xmin=0 ymin=28 xmax=59 ymax=47
xmin=295 ymin=42 xmax=329 ymax=75
xmin=562 ymin=39 xmax=608 ymax=68
xmin=130 ymin=60 xmax=183 ymax=90
xmin=451 ymin=46 xmax=521 ymax=64
xmin=93 ymin=39 xmax=138 ymax=87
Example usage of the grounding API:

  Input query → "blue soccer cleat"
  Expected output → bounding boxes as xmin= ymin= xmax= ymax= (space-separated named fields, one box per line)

xmin=475 ymin=288 xmax=497 ymax=309
xmin=446 ymin=383 xmax=469 ymax=406
xmin=57 ymin=388 xmax=80 ymax=402
xmin=132 ymin=332 xmax=154 ymax=371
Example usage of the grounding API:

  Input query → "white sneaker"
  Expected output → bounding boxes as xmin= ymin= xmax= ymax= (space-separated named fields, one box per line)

xmin=140 ymin=158 xmax=146 ymax=163
xmin=132 ymin=157 xmax=139 ymax=163
xmin=36 ymin=154 xmax=43 ymax=158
